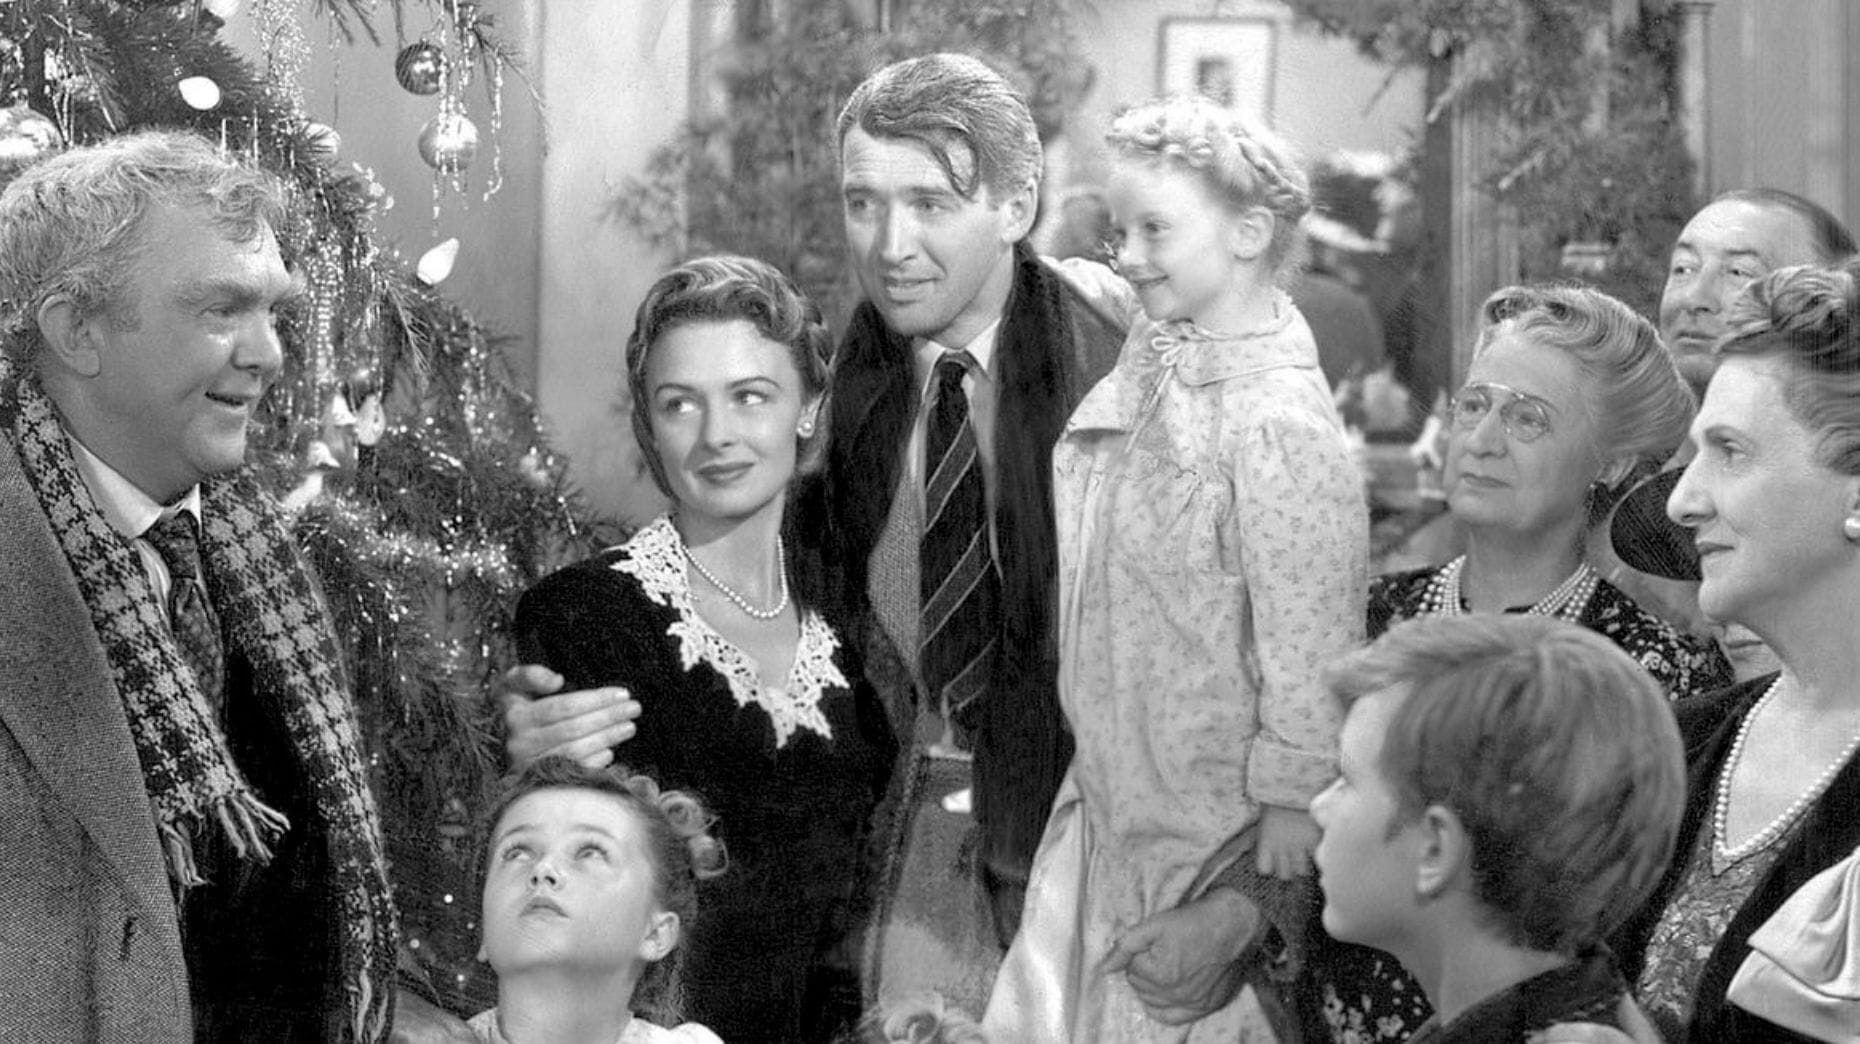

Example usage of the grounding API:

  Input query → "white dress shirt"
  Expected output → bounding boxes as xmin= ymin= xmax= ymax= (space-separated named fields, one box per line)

xmin=69 ymin=435 xmax=202 ymax=622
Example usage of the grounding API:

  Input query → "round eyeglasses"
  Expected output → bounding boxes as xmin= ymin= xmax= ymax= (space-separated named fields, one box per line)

xmin=1448 ymin=382 xmax=1556 ymax=443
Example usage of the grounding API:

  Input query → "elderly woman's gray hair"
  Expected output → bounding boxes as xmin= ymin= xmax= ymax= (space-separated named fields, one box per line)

xmin=1474 ymin=283 xmax=1696 ymax=496
xmin=1719 ymin=262 xmax=1860 ymax=475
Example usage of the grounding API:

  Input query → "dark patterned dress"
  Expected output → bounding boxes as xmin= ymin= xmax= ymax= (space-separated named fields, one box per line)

xmin=1319 ymin=563 xmax=1733 ymax=1044
xmin=515 ymin=517 xmax=898 ymax=1044
xmin=1366 ymin=566 xmax=1733 ymax=700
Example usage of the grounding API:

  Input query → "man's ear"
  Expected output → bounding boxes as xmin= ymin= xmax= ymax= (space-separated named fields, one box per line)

xmin=1415 ymin=804 xmax=1471 ymax=901
xmin=997 ymin=179 xmax=1039 ymax=244
xmin=36 ymin=295 xmax=103 ymax=378
xmin=1223 ymin=206 xmax=1276 ymax=263
xmin=638 ymin=909 xmax=681 ymax=964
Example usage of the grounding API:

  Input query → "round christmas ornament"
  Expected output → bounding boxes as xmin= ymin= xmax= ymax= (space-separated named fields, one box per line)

xmin=0 ymin=104 xmax=64 ymax=176
xmin=417 ymin=113 xmax=478 ymax=174
xmin=395 ymin=42 xmax=447 ymax=96
xmin=301 ymin=121 xmax=341 ymax=167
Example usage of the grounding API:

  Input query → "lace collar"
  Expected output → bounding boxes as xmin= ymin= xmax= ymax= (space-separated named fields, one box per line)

xmin=612 ymin=516 xmax=845 ymax=747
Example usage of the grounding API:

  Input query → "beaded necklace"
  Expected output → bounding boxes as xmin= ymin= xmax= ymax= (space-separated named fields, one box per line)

xmin=681 ymin=534 xmax=790 ymax=621
xmin=1420 ymin=555 xmax=1599 ymax=622
xmin=1712 ymin=676 xmax=1860 ymax=869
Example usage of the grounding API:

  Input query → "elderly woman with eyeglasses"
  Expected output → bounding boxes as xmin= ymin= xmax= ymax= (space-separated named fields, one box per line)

xmin=1316 ymin=284 xmax=1731 ymax=1044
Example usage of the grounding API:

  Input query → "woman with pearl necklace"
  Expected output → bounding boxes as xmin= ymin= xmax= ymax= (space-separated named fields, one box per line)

xmin=1612 ymin=261 xmax=1860 ymax=1043
xmin=1316 ymin=284 xmax=1731 ymax=1044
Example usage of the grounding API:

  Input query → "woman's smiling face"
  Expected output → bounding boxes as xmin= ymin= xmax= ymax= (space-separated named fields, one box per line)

xmin=643 ymin=318 xmax=818 ymax=531
xmin=1105 ymin=160 xmax=1256 ymax=332
xmin=1668 ymin=353 xmax=1859 ymax=631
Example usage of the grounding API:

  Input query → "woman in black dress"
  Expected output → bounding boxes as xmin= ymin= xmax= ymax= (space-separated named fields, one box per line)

xmin=515 ymin=256 xmax=896 ymax=1043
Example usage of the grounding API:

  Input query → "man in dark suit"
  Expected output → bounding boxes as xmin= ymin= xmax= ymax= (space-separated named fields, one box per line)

xmin=820 ymin=53 xmax=1307 ymax=1021
xmin=503 ymin=53 xmax=1281 ymax=1025
xmin=0 ymin=130 xmax=463 ymax=1041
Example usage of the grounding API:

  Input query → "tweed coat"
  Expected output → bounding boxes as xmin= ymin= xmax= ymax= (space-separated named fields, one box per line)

xmin=0 ymin=431 xmax=193 ymax=1041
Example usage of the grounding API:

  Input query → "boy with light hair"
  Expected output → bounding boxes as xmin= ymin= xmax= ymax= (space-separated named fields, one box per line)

xmin=1311 ymin=615 xmax=1683 ymax=1042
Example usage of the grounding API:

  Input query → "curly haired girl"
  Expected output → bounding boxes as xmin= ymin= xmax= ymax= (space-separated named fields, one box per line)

xmin=471 ymin=756 xmax=729 ymax=1044
xmin=985 ymin=95 xmax=1366 ymax=1042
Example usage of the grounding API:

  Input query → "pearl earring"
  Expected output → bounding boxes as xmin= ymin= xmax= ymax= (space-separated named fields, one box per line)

xmin=797 ymin=420 xmax=815 ymax=437
xmin=1844 ymin=516 xmax=1860 ymax=543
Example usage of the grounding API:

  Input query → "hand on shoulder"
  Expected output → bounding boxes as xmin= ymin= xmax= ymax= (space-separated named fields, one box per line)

xmin=498 ymin=664 xmax=639 ymax=769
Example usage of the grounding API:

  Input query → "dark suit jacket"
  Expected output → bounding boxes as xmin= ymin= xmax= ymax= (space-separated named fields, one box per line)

xmin=800 ymin=250 xmax=1125 ymax=878
xmin=1614 ymin=675 xmax=1860 ymax=1043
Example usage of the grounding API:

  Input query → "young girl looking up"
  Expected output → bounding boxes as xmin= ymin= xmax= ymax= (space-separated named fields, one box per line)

xmin=985 ymin=96 xmax=1367 ymax=1042
xmin=473 ymin=757 xmax=729 ymax=1044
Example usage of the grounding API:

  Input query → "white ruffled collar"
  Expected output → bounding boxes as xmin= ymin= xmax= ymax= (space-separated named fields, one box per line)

xmin=613 ymin=516 xmax=845 ymax=748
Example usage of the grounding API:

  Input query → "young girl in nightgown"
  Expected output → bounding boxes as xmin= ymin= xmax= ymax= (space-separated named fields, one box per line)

xmin=984 ymin=95 xmax=1367 ymax=1042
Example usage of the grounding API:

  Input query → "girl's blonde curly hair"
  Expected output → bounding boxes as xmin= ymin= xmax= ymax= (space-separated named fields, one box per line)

xmin=1107 ymin=94 xmax=1312 ymax=281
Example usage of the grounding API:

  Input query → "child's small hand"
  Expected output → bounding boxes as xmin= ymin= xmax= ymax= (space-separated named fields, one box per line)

xmin=1254 ymin=805 xmax=1319 ymax=880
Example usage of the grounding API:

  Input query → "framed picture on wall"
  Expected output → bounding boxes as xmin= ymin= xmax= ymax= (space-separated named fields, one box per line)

xmin=1156 ymin=17 xmax=1278 ymax=122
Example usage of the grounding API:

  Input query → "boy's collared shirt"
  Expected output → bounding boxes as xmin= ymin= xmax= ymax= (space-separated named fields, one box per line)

xmin=1408 ymin=947 xmax=1632 ymax=1044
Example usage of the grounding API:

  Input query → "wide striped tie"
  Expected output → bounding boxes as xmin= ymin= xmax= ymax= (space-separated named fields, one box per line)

xmin=143 ymin=511 xmax=227 ymax=719
xmin=920 ymin=352 xmax=1000 ymax=722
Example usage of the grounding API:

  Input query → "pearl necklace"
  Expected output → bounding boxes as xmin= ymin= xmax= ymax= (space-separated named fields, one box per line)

xmin=681 ymin=535 xmax=789 ymax=621
xmin=1712 ymin=677 xmax=1860 ymax=867
xmin=1421 ymin=555 xmax=1599 ymax=621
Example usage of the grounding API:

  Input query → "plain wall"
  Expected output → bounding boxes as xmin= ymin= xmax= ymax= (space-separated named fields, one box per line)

xmin=1702 ymin=0 xmax=1857 ymax=229
xmin=536 ymin=1 xmax=696 ymax=527
xmin=1068 ymin=0 xmax=1425 ymax=182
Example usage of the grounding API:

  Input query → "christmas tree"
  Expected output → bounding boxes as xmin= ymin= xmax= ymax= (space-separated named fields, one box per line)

xmin=0 ymin=0 xmax=596 ymax=1013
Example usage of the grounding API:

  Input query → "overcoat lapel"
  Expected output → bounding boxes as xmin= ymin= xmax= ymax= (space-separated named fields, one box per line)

xmin=0 ymin=435 xmax=179 ymax=953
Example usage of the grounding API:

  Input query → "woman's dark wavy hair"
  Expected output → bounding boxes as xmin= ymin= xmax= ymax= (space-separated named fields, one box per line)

xmin=1718 ymin=261 xmax=1860 ymax=475
xmin=624 ymin=254 xmax=834 ymax=499
xmin=478 ymin=757 xmax=726 ymax=1026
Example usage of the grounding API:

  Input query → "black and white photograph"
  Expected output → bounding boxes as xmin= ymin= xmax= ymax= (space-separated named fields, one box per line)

xmin=0 ymin=1 xmax=1854 ymax=1041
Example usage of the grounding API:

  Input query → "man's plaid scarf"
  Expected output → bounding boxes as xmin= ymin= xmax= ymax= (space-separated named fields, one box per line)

xmin=1 ymin=355 xmax=398 ymax=1041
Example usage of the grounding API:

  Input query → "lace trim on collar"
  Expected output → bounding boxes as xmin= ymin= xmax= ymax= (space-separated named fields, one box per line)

xmin=613 ymin=517 xmax=843 ymax=747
